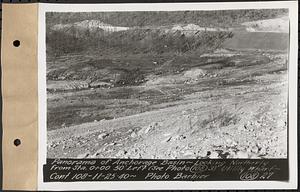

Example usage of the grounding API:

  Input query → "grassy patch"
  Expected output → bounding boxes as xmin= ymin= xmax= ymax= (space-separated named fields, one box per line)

xmin=197 ymin=107 xmax=240 ymax=130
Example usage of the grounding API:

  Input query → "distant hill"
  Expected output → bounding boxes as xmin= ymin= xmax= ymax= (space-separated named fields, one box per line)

xmin=241 ymin=16 xmax=289 ymax=33
xmin=51 ymin=20 xmax=129 ymax=32
xmin=46 ymin=9 xmax=289 ymax=57
xmin=223 ymin=32 xmax=289 ymax=50
xmin=46 ymin=25 xmax=234 ymax=56
xmin=46 ymin=9 xmax=288 ymax=28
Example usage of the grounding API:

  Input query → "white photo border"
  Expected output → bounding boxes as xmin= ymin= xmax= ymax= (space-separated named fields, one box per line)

xmin=38 ymin=1 xmax=298 ymax=190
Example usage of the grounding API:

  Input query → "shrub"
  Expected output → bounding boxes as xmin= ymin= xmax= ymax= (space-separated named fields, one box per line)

xmin=198 ymin=107 xmax=240 ymax=129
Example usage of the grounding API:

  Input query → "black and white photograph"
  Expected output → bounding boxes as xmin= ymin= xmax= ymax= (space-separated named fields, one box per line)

xmin=45 ymin=8 xmax=290 ymax=160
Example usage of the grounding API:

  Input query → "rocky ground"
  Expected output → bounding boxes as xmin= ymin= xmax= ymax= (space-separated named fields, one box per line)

xmin=47 ymin=49 xmax=288 ymax=159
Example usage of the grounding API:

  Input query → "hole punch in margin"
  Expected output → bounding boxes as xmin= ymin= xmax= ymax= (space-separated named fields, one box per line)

xmin=13 ymin=40 xmax=20 ymax=47
xmin=14 ymin=139 xmax=21 ymax=147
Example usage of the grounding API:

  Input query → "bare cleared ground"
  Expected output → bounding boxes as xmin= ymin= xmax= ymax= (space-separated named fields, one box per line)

xmin=47 ymin=49 xmax=288 ymax=159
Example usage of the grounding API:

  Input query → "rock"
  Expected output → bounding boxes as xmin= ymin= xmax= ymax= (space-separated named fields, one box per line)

xmin=127 ymin=129 xmax=133 ymax=133
xmin=254 ymin=121 xmax=260 ymax=127
xmin=77 ymin=152 xmax=90 ymax=158
xmin=130 ymin=131 xmax=138 ymax=138
xmin=277 ymin=120 xmax=286 ymax=127
xmin=226 ymin=153 xmax=235 ymax=158
xmin=144 ymin=125 xmax=152 ymax=134
xmin=261 ymin=140 xmax=269 ymax=147
xmin=249 ymin=153 xmax=260 ymax=159
xmin=238 ymin=126 xmax=246 ymax=132
xmin=251 ymin=146 xmax=259 ymax=154
xmin=259 ymin=147 xmax=267 ymax=155
xmin=172 ymin=135 xmax=179 ymax=140
xmin=227 ymin=139 xmax=238 ymax=147
xmin=115 ymin=150 xmax=123 ymax=157
xmin=98 ymin=133 xmax=109 ymax=140
xmin=108 ymin=142 xmax=116 ymax=146
xmin=137 ymin=128 xmax=144 ymax=136
xmin=233 ymin=140 xmax=238 ymax=146
xmin=179 ymin=135 xmax=187 ymax=140
xmin=182 ymin=111 xmax=188 ymax=115
xmin=162 ymin=136 xmax=172 ymax=143
xmin=226 ymin=138 xmax=237 ymax=146
xmin=116 ymin=150 xmax=128 ymax=157
xmin=198 ymin=150 xmax=208 ymax=158
xmin=183 ymin=150 xmax=194 ymax=157
xmin=246 ymin=147 xmax=252 ymax=153
xmin=247 ymin=141 xmax=253 ymax=146
xmin=209 ymin=151 xmax=219 ymax=158
xmin=235 ymin=151 xmax=249 ymax=158
xmin=173 ymin=135 xmax=186 ymax=141
xmin=51 ymin=143 xmax=57 ymax=148
xmin=145 ymin=123 xmax=157 ymax=131
xmin=163 ymin=133 xmax=172 ymax=137
xmin=90 ymin=153 xmax=99 ymax=158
